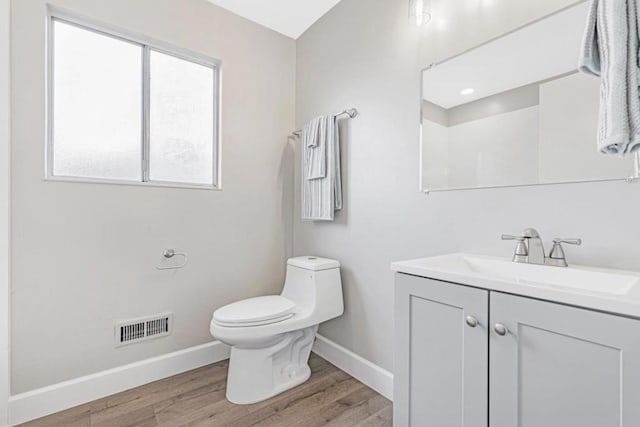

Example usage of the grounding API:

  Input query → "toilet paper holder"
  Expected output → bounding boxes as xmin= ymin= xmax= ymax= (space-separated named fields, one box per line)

xmin=156 ymin=249 xmax=188 ymax=270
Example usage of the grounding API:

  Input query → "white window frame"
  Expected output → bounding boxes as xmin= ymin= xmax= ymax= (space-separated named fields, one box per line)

xmin=45 ymin=6 xmax=222 ymax=190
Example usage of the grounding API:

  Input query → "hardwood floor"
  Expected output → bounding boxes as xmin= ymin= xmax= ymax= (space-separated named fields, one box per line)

xmin=20 ymin=354 xmax=392 ymax=427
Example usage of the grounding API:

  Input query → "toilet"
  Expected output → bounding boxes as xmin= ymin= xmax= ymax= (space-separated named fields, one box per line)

xmin=210 ymin=256 xmax=343 ymax=404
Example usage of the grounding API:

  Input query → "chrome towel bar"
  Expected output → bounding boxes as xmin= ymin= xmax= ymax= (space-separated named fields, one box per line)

xmin=291 ymin=108 xmax=358 ymax=137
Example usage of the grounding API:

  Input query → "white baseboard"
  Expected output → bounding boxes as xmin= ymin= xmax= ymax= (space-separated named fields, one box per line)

xmin=312 ymin=334 xmax=393 ymax=401
xmin=8 ymin=341 xmax=230 ymax=426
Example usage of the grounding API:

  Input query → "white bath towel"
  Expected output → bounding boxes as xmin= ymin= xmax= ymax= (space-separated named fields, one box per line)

xmin=579 ymin=0 xmax=640 ymax=154
xmin=302 ymin=115 xmax=342 ymax=221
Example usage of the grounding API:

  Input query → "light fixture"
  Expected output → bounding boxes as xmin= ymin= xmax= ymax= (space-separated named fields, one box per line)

xmin=460 ymin=88 xmax=475 ymax=95
xmin=409 ymin=0 xmax=431 ymax=27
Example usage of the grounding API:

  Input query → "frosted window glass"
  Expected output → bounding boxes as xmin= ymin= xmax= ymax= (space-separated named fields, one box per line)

xmin=149 ymin=50 xmax=215 ymax=185
xmin=52 ymin=20 xmax=143 ymax=181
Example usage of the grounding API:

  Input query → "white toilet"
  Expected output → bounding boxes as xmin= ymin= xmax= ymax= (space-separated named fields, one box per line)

xmin=210 ymin=256 xmax=343 ymax=404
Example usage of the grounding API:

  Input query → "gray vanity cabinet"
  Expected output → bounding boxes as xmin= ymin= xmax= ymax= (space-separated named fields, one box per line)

xmin=490 ymin=291 xmax=640 ymax=427
xmin=394 ymin=273 xmax=489 ymax=427
xmin=395 ymin=273 xmax=640 ymax=427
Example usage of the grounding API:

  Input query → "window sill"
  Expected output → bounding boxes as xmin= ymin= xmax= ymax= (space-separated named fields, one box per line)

xmin=44 ymin=176 xmax=221 ymax=191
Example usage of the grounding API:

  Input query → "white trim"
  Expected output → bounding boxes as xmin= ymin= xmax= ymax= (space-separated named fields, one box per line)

xmin=142 ymin=45 xmax=151 ymax=183
xmin=8 ymin=341 xmax=230 ymax=426
xmin=46 ymin=5 xmax=222 ymax=71
xmin=0 ymin=0 xmax=11 ymax=425
xmin=312 ymin=334 xmax=394 ymax=401
xmin=44 ymin=176 xmax=221 ymax=191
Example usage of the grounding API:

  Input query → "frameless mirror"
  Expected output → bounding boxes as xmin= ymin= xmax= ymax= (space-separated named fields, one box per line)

xmin=420 ymin=1 xmax=632 ymax=192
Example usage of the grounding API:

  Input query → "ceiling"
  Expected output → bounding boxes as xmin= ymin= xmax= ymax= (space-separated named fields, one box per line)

xmin=423 ymin=1 xmax=589 ymax=109
xmin=206 ymin=0 xmax=343 ymax=39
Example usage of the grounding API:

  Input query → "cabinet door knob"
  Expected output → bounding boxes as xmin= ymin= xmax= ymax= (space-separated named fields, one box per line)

xmin=465 ymin=316 xmax=478 ymax=328
xmin=494 ymin=323 xmax=508 ymax=336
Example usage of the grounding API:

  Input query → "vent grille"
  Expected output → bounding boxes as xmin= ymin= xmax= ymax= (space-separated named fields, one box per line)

xmin=115 ymin=313 xmax=172 ymax=347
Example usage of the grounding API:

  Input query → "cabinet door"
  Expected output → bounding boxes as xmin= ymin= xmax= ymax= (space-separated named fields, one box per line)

xmin=394 ymin=274 xmax=488 ymax=427
xmin=490 ymin=292 xmax=640 ymax=427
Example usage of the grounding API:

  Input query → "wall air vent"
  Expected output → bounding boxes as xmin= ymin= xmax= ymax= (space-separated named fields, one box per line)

xmin=115 ymin=312 xmax=173 ymax=347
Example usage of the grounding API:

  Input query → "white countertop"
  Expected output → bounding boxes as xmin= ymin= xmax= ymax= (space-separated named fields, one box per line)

xmin=392 ymin=253 xmax=640 ymax=318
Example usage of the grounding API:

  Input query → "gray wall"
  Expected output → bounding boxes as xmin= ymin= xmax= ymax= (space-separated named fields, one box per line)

xmin=446 ymin=84 xmax=539 ymax=126
xmin=423 ymin=84 xmax=540 ymax=127
xmin=11 ymin=0 xmax=295 ymax=393
xmin=537 ymin=72 xmax=628 ymax=182
xmin=295 ymin=0 xmax=639 ymax=374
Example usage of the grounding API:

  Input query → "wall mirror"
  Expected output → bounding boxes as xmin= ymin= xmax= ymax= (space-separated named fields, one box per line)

xmin=420 ymin=1 xmax=632 ymax=192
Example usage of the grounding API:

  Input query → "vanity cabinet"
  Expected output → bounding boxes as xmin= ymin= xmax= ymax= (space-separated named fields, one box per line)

xmin=489 ymin=291 xmax=640 ymax=427
xmin=395 ymin=273 xmax=640 ymax=427
xmin=394 ymin=273 xmax=489 ymax=427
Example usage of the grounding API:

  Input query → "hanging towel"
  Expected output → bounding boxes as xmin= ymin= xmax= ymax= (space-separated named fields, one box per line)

xmin=303 ymin=116 xmax=326 ymax=179
xmin=578 ymin=0 xmax=640 ymax=155
xmin=302 ymin=115 xmax=342 ymax=221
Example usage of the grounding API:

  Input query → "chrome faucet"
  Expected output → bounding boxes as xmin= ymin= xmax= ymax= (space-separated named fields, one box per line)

xmin=502 ymin=228 xmax=582 ymax=267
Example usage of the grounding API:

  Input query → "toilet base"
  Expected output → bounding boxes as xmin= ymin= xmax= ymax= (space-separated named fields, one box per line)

xmin=225 ymin=325 xmax=319 ymax=405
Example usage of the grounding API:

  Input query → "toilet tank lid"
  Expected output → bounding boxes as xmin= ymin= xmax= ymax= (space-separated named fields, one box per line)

xmin=288 ymin=256 xmax=340 ymax=271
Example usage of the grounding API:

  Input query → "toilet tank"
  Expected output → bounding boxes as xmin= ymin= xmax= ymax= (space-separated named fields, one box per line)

xmin=281 ymin=256 xmax=343 ymax=322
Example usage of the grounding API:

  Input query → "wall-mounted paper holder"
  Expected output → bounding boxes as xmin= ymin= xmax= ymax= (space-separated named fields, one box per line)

xmin=156 ymin=249 xmax=188 ymax=270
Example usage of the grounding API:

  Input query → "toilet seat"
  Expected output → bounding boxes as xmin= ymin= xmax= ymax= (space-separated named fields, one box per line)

xmin=213 ymin=295 xmax=296 ymax=327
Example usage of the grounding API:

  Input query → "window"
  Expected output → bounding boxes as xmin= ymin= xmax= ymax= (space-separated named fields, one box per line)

xmin=47 ymin=13 xmax=221 ymax=188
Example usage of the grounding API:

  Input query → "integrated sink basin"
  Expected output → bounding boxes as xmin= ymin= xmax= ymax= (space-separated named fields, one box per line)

xmin=392 ymin=253 xmax=640 ymax=318
xmin=418 ymin=254 xmax=637 ymax=295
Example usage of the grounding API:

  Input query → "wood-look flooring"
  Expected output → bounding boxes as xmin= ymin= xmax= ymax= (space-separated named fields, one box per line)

xmin=20 ymin=354 xmax=392 ymax=427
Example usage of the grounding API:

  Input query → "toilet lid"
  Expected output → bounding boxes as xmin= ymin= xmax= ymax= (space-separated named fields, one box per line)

xmin=213 ymin=295 xmax=296 ymax=326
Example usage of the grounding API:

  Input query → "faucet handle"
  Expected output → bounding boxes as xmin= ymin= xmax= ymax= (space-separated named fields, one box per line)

xmin=502 ymin=234 xmax=528 ymax=262
xmin=547 ymin=238 xmax=582 ymax=267
xmin=552 ymin=238 xmax=582 ymax=246
xmin=501 ymin=234 xmax=525 ymax=241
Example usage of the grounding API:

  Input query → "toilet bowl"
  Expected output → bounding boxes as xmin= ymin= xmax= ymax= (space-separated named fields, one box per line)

xmin=210 ymin=256 xmax=343 ymax=404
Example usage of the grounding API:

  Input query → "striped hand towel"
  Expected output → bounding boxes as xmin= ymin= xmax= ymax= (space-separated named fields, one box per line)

xmin=302 ymin=115 xmax=342 ymax=221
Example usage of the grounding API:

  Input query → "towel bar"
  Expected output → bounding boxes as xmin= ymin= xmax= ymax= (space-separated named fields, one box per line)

xmin=291 ymin=108 xmax=358 ymax=137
